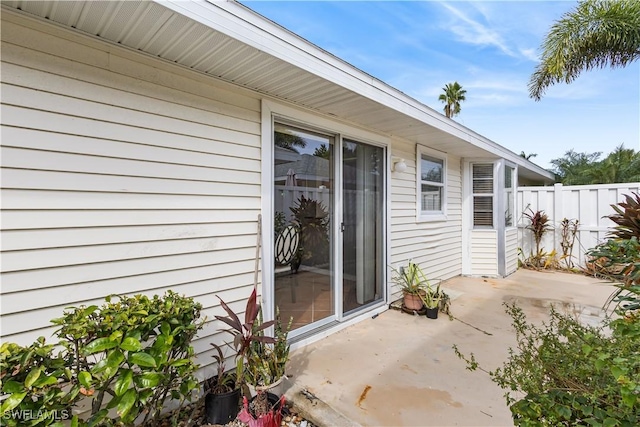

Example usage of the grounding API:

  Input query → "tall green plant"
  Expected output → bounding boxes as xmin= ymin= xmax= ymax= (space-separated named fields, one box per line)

xmin=245 ymin=308 xmax=292 ymax=388
xmin=214 ymin=289 xmax=276 ymax=391
xmin=390 ymin=261 xmax=428 ymax=295
xmin=438 ymin=82 xmax=467 ymax=118
xmin=522 ymin=208 xmax=553 ymax=268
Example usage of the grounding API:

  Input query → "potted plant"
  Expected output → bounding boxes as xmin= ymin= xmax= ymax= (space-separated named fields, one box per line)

xmin=421 ymin=282 xmax=443 ymax=319
xmin=206 ymin=289 xmax=276 ymax=424
xmin=246 ymin=308 xmax=292 ymax=396
xmin=391 ymin=261 xmax=427 ymax=310
xmin=238 ymin=393 xmax=287 ymax=427
xmin=238 ymin=307 xmax=292 ymax=427
xmin=204 ymin=344 xmax=243 ymax=424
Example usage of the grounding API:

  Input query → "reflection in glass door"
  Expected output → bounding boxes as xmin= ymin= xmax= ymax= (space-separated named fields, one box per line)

xmin=342 ymin=140 xmax=384 ymax=313
xmin=273 ymin=124 xmax=334 ymax=333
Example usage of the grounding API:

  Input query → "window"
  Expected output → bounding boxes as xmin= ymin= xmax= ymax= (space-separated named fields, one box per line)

xmin=504 ymin=165 xmax=514 ymax=227
xmin=417 ymin=146 xmax=446 ymax=219
xmin=472 ymin=163 xmax=493 ymax=227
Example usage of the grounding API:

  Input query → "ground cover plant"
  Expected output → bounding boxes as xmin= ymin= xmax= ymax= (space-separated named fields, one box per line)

xmin=454 ymin=303 xmax=639 ymax=426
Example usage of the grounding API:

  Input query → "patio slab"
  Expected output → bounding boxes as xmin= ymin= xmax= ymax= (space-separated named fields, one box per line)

xmin=282 ymin=269 xmax=614 ymax=426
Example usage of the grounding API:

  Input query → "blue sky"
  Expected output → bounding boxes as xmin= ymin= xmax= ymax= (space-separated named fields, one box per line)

xmin=242 ymin=1 xmax=640 ymax=170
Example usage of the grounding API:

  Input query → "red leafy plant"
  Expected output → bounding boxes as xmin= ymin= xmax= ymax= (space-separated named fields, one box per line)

xmin=214 ymin=289 xmax=276 ymax=390
xmin=238 ymin=394 xmax=286 ymax=427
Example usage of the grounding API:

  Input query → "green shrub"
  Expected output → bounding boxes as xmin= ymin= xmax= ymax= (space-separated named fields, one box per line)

xmin=586 ymin=192 xmax=640 ymax=311
xmin=454 ymin=303 xmax=640 ymax=426
xmin=0 ymin=338 xmax=75 ymax=426
xmin=0 ymin=291 xmax=203 ymax=426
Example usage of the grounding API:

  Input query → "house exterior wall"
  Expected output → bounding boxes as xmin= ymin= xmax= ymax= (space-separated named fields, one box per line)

xmin=1 ymin=12 xmax=264 ymax=376
xmin=505 ymin=227 xmax=518 ymax=275
xmin=469 ymin=230 xmax=499 ymax=276
xmin=1 ymin=7 xmax=519 ymax=370
xmin=389 ymin=139 xmax=463 ymax=301
xmin=518 ymin=183 xmax=640 ymax=268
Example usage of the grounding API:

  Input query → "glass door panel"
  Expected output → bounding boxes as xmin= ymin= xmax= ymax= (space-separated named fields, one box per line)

xmin=273 ymin=124 xmax=334 ymax=332
xmin=342 ymin=139 xmax=384 ymax=313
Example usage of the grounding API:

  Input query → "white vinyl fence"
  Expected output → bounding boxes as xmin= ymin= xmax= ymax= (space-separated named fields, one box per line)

xmin=517 ymin=183 xmax=640 ymax=268
xmin=274 ymin=185 xmax=332 ymax=222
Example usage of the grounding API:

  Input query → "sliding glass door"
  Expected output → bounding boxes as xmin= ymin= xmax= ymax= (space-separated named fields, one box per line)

xmin=342 ymin=139 xmax=384 ymax=313
xmin=273 ymin=124 xmax=334 ymax=332
xmin=272 ymin=123 xmax=385 ymax=335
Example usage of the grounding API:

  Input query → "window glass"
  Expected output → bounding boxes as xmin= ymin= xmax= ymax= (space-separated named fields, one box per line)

xmin=421 ymin=156 xmax=443 ymax=183
xmin=273 ymin=123 xmax=334 ymax=332
xmin=421 ymin=184 xmax=442 ymax=211
xmin=504 ymin=166 xmax=514 ymax=227
xmin=418 ymin=148 xmax=446 ymax=217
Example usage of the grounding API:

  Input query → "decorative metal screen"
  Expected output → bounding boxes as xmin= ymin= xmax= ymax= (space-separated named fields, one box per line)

xmin=274 ymin=225 xmax=299 ymax=265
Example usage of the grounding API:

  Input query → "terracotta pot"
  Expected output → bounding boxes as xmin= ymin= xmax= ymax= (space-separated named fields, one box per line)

xmin=403 ymin=291 xmax=424 ymax=310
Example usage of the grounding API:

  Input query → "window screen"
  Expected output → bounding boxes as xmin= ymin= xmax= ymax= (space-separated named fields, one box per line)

xmin=473 ymin=164 xmax=493 ymax=227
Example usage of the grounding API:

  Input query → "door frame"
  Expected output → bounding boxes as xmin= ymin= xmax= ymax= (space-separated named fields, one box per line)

xmin=261 ymin=99 xmax=390 ymax=336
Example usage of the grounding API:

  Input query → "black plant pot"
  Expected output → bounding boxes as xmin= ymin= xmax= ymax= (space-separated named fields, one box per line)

xmin=205 ymin=388 xmax=241 ymax=425
xmin=249 ymin=392 xmax=288 ymax=418
xmin=425 ymin=307 xmax=438 ymax=319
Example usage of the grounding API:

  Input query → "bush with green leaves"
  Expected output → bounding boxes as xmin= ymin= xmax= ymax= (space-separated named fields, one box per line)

xmin=0 ymin=338 xmax=74 ymax=426
xmin=0 ymin=291 xmax=203 ymax=426
xmin=587 ymin=237 xmax=640 ymax=310
xmin=454 ymin=303 xmax=640 ymax=426
xmin=586 ymin=192 xmax=640 ymax=311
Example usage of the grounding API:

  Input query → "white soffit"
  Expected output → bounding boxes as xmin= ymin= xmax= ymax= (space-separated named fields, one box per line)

xmin=1 ymin=0 xmax=553 ymax=182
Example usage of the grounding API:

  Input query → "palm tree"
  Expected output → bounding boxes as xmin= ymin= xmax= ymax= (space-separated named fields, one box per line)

xmin=591 ymin=144 xmax=640 ymax=183
xmin=550 ymin=149 xmax=602 ymax=184
xmin=438 ymin=82 xmax=467 ymax=118
xmin=549 ymin=145 xmax=640 ymax=184
xmin=520 ymin=151 xmax=538 ymax=161
xmin=529 ymin=0 xmax=640 ymax=100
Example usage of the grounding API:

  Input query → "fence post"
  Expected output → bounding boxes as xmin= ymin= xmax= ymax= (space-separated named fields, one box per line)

xmin=553 ymin=183 xmax=563 ymax=256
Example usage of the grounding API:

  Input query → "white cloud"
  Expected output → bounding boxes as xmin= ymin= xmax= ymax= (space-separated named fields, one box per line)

xmin=438 ymin=2 xmax=515 ymax=57
xmin=519 ymin=48 xmax=539 ymax=62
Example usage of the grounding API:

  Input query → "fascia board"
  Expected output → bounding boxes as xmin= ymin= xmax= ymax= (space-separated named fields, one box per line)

xmin=159 ymin=1 xmax=554 ymax=182
xmin=158 ymin=1 xmax=462 ymax=132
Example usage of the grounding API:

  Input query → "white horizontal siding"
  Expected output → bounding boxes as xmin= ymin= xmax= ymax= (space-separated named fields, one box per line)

xmin=470 ymin=230 xmax=498 ymax=276
xmin=505 ymin=228 xmax=518 ymax=275
xmin=0 ymin=12 xmax=264 ymax=377
xmin=389 ymin=139 xmax=462 ymax=301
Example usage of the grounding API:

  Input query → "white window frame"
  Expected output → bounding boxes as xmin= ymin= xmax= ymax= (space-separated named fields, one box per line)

xmin=504 ymin=164 xmax=516 ymax=228
xmin=261 ymin=99 xmax=391 ymax=338
xmin=416 ymin=145 xmax=447 ymax=222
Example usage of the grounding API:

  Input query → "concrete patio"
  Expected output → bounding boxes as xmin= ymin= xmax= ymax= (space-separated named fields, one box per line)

xmin=282 ymin=269 xmax=615 ymax=426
